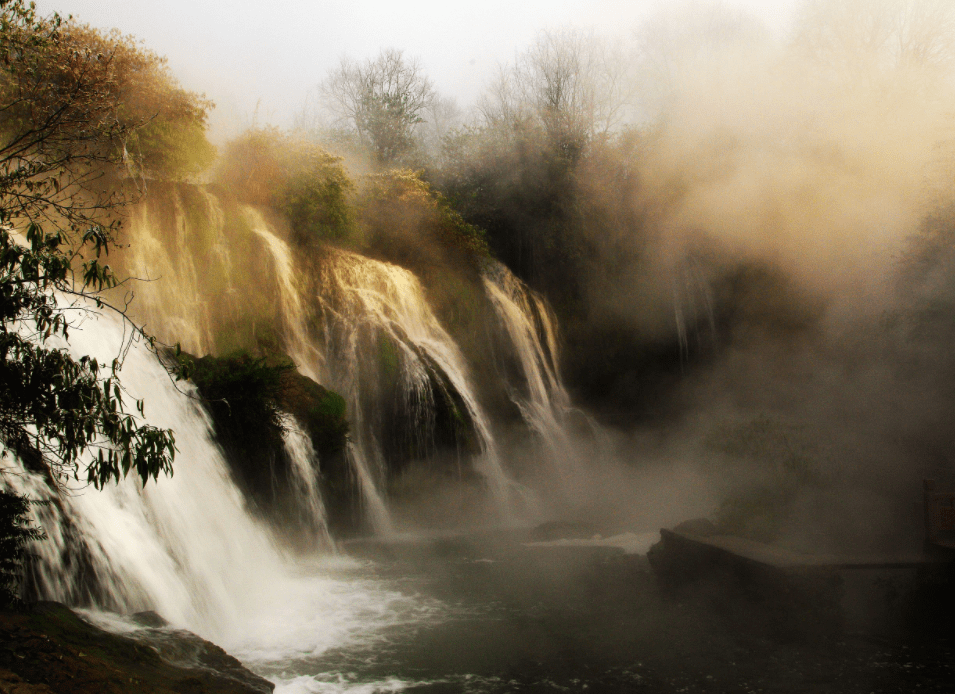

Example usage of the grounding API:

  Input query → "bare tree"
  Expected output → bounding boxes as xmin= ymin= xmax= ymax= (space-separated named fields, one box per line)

xmin=480 ymin=29 xmax=635 ymax=153
xmin=319 ymin=48 xmax=436 ymax=165
xmin=632 ymin=1 xmax=769 ymax=118
xmin=793 ymin=0 xmax=955 ymax=72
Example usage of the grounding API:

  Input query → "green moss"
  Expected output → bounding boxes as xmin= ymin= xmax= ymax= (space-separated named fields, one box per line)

xmin=377 ymin=334 xmax=400 ymax=379
xmin=188 ymin=351 xmax=292 ymax=455
xmin=277 ymin=371 xmax=350 ymax=458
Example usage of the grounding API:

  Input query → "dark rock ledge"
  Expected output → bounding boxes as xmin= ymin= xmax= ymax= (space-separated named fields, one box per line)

xmin=0 ymin=602 xmax=273 ymax=693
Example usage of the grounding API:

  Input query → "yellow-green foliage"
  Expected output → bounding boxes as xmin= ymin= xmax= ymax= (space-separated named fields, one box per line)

xmin=216 ymin=128 xmax=354 ymax=244
xmin=357 ymin=169 xmax=488 ymax=261
xmin=59 ymin=24 xmax=215 ymax=180
xmin=127 ymin=119 xmax=216 ymax=180
xmin=0 ymin=6 xmax=215 ymax=192
xmin=283 ymin=150 xmax=354 ymax=244
xmin=355 ymin=169 xmax=492 ymax=345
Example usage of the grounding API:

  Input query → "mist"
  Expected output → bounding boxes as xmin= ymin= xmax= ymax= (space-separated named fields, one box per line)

xmin=28 ymin=0 xmax=955 ymax=554
xmin=11 ymin=0 xmax=955 ymax=690
xmin=589 ymin=0 xmax=955 ymax=553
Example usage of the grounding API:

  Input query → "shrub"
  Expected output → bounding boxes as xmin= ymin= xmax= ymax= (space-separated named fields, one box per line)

xmin=0 ymin=490 xmax=44 ymax=607
xmin=216 ymin=128 xmax=355 ymax=244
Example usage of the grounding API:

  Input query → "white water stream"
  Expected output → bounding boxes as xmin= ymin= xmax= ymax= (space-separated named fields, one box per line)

xmin=5 ymin=307 xmax=443 ymax=692
xmin=482 ymin=261 xmax=597 ymax=504
xmin=247 ymin=208 xmax=326 ymax=384
xmin=5 ymin=190 xmax=609 ymax=691
xmin=317 ymin=248 xmax=523 ymax=526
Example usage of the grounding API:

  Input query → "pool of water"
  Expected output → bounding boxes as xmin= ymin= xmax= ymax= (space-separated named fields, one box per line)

xmin=88 ymin=530 xmax=955 ymax=693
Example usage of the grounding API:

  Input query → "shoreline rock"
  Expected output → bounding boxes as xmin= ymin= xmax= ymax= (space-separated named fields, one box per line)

xmin=0 ymin=602 xmax=273 ymax=694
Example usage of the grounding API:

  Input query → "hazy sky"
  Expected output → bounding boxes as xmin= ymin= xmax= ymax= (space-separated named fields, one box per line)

xmin=37 ymin=0 xmax=801 ymax=140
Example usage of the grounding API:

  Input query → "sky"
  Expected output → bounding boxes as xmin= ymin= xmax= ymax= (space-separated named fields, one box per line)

xmin=36 ymin=0 xmax=802 ymax=141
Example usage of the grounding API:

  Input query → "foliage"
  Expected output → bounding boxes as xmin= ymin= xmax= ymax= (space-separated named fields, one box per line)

xmin=188 ymin=351 xmax=293 ymax=454
xmin=127 ymin=118 xmax=215 ymax=181
xmin=0 ymin=490 xmax=43 ymax=606
xmin=357 ymin=168 xmax=488 ymax=262
xmin=276 ymin=369 xmax=349 ymax=458
xmin=188 ymin=351 xmax=349 ymax=522
xmin=319 ymin=49 xmax=436 ymax=166
xmin=792 ymin=0 xmax=955 ymax=72
xmin=480 ymin=29 xmax=633 ymax=156
xmin=216 ymin=128 xmax=354 ymax=244
xmin=433 ymin=118 xmax=588 ymax=310
xmin=0 ymin=1 xmax=199 ymax=597
xmin=0 ymin=2 xmax=214 ymax=187
xmin=0 ymin=203 xmax=176 ymax=492
xmin=0 ymin=0 xmax=183 ymax=489
xmin=283 ymin=153 xmax=354 ymax=245
xmin=59 ymin=24 xmax=215 ymax=180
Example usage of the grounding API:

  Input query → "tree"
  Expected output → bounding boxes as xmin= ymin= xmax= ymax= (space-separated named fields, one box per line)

xmin=792 ymin=0 xmax=955 ymax=72
xmin=215 ymin=127 xmax=355 ymax=245
xmin=0 ymin=0 xmax=187 ymax=492
xmin=632 ymin=1 xmax=769 ymax=118
xmin=319 ymin=48 xmax=436 ymax=166
xmin=480 ymin=29 xmax=634 ymax=155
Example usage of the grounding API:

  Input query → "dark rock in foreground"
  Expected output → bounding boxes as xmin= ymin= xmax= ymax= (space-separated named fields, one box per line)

xmin=0 ymin=602 xmax=272 ymax=693
xmin=648 ymin=518 xmax=955 ymax=639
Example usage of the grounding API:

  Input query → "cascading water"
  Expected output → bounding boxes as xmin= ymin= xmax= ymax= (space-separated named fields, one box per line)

xmin=7 ymin=304 xmax=444 ymax=694
xmin=317 ymin=248 xmax=522 ymax=524
xmin=116 ymin=187 xmax=568 ymax=533
xmin=3 ymin=186 xmax=636 ymax=692
xmin=246 ymin=208 xmax=325 ymax=383
xmin=482 ymin=261 xmax=599 ymax=503
xmin=116 ymin=187 xmax=556 ymax=532
xmin=124 ymin=191 xmax=218 ymax=354
xmin=281 ymin=420 xmax=334 ymax=550
xmin=7 ymin=307 xmax=286 ymax=636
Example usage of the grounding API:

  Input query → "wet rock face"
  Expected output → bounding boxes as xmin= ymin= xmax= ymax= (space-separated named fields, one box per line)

xmin=0 ymin=602 xmax=273 ymax=694
xmin=647 ymin=520 xmax=844 ymax=640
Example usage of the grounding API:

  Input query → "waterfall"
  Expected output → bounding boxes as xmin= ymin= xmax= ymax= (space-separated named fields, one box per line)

xmin=482 ymin=261 xmax=595 ymax=502
xmin=6 ymin=308 xmax=288 ymax=639
xmin=246 ymin=208 xmax=325 ymax=383
xmin=123 ymin=193 xmax=217 ymax=354
xmin=115 ymin=188 xmax=540 ymax=533
xmin=317 ymin=248 xmax=521 ymax=523
xmin=281 ymin=420 xmax=334 ymax=550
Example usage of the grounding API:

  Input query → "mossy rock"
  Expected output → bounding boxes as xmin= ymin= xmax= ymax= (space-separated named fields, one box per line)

xmin=181 ymin=349 xmax=351 ymax=536
xmin=0 ymin=602 xmax=273 ymax=693
xmin=276 ymin=369 xmax=349 ymax=459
